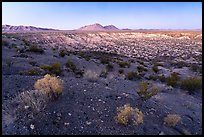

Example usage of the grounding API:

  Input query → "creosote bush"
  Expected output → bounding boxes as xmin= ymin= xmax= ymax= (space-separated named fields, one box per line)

xmin=163 ymin=114 xmax=181 ymax=127
xmin=117 ymin=61 xmax=130 ymax=68
xmin=27 ymin=45 xmax=44 ymax=54
xmin=40 ymin=63 xmax=62 ymax=76
xmin=137 ymin=81 xmax=159 ymax=100
xmin=126 ymin=71 xmax=140 ymax=80
xmin=115 ymin=104 xmax=144 ymax=126
xmin=180 ymin=76 xmax=202 ymax=94
xmin=118 ymin=69 xmax=124 ymax=74
xmin=59 ymin=50 xmax=66 ymax=57
xmin=65 ymin=60 xmax=77 ymax=72
xmin=34 ymin=74 xmax=64 ymax=100
xmin=106 ymin=63 xmax=114 ymax=71
xmin=100 ymin=57 xmax=110 ymax=64
xmin=166 ymin=72 xmax=180 ymax=87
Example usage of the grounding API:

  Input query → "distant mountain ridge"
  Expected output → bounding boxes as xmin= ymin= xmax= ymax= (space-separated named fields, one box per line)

xmin=78 ymin=23 xmax=119 ymax=31
xmin=2 ymin=25 xmax=58 ymax=32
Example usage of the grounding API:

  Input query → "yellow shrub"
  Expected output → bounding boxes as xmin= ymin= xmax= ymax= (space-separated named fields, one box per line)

xmin=164 ymin=114 xmax=181 ymax=127
xmin=34 ymin=74 xmax=64 ymax=99
xmin=115 ymin=104 xmax=144 ymax=126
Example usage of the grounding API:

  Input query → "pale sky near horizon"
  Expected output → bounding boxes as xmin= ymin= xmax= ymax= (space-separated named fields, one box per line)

xmin=2 ymin=2 xmax=202 ymax=30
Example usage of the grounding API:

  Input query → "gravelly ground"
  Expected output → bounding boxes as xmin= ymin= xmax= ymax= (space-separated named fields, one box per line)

xmin=2 ymin=33 xmax=202 ymax=135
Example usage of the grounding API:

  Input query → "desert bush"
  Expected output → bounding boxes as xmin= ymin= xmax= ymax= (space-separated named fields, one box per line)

xmin=65 ymin=60 xmax=77 ymax=72
xmin=84 ymin=70 xmax=99 ymax=82
xmin=40 ymin=63 xmax=62 ymax=76
xmin=59 ymin=50 xmax=66 ymax=57
xmin=158 ymin=74 xmax=166 ymax=82
xmin=29 ymin=61 xmax=37 ymax=66
xmin=100 ymin=57 xmax=110 ymax=64
xmin=99 ymin=71 xmax=108 ymax=78
xmin=6 ymin=59 xmax=13 ymax=67
xmin=163 ymin=114 xmax=181 ymax=127
xmin=34 ymin=74 xmax=64 ymax=100
xmin=27 ymin=45 xmax=44 ymax=54
xmin=74 ymin=69 xmax=84 ymax=78
xmin=26 ymin=68 xmax=43 ymax=76
xmin=137 ymin=81 xmax=159 ymax=100
xmin=2 ymin=40 xmax=9 ymax=46
xmin=180 ymin=77 xmax=202 ymax=94
xmin=2 ymin=90 xmax=48 ymax=125
xmin=106 ymin=63 xmax=114 ymax=71
xmin=126 ymin=71 xmax=140 ymax=80
xmin=115 ymin=104 xmax=144 ymax=126
xmin=190 ymin=64 xmax=202 ymax=74
xmin=147 ymin=75 xmax=158 ymax=81
xmin=166 ymin=72 xmax=180 ymax=87
xmin=118 ymin=69 xmax=124 ymax=74
xmin=117 ymin=61 xmax=130 ymax=68
xmin=137 ymin=65 xmax=148 ymax=72
xmin=152 ymin=65 xmax=159 ymax=73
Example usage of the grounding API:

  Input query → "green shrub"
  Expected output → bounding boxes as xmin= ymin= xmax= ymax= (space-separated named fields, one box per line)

xmin=190 ymin=64 xmax=202 ymax=74
xmin=137 ymin=65 xmax=148 ymax=72
xmin=118 ymin=69 xmax=124 ymax=74
xmin=26 ymin=68 xmax=43 ymax=76
xmin=29 ymin=61 xmax=37 ymax=66
xmin=65 ymin=60 xmax=76 ymax=72
xmin=59 ymin=50 xmax=66 ymax=57
xmin=27 ymin=45 xmax=44 ymax=54
xmin=40 ymin=63 xmax=62 ymax=76
xmin=158 ymin=74 xmax=166 ymax=82
xmin=137 ymin=81 xmax=159 ymax=100
xmin=118 ymin=61 xmax=130 ymax=68
xmin=100 ymin=57 xmax=110 ymax=64
xmin=180 ymin=77 xmax=202 ymax=94
xmin=2 ymin=40 xmax=9 ymax=46
xmin=106 ymin=63 xmax=114 ymax=71
xmin=6 ymin=59 xmax=13 ymax=67
xmin=166 ymin=72 xmax=180 ymax=87
xmin=126 ymin=71 xmax=140 ymax=80
xmin=147 ymin=75 xmax=158 ymax=81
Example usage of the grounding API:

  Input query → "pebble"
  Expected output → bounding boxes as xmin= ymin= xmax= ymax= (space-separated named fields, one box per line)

xmin=117 ymin=96 xmax=121 ymax=99
xmin=98 ymin=99 xmax=102 ymax=102
xmin=68 ymin=113 xmax=72 ymax=116
xmin=64 ymin=122 xmax=69 ymax=126
xmin=159 ymin=131 xmax=165 ymax=135
xmin=24 ymin=105 xmax=29 ymax=109
xmin=30 ymin=124 xmax=35 ymax=130
xmin=86 ymin=121 xmax=92 ymax=125
xmin=84 ymin=89 xmax=86 ymax=92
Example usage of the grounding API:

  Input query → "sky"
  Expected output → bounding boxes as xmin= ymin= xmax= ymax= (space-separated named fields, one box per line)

xmin=2 ymin=2 xmax=202 ymax=30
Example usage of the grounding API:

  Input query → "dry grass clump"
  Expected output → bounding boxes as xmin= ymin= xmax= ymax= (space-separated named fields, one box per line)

xmin=137 ymin=81 xmax=159 ymax=100
xmin=2 ymin=90 xmax=48 ymax=126
xmin=34 ymin=74 xmax=64 ymax=100
xmin=84 ymin=70 xmax=99 ymax=82
xmin=115 ymin=104 xmax=144 ymax=126
xmin=163 ymin=114 xmax=181 ymax=127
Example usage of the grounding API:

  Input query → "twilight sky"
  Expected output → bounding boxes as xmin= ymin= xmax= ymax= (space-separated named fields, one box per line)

xmin=2 ymin=2 xmax=202 ymax=30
